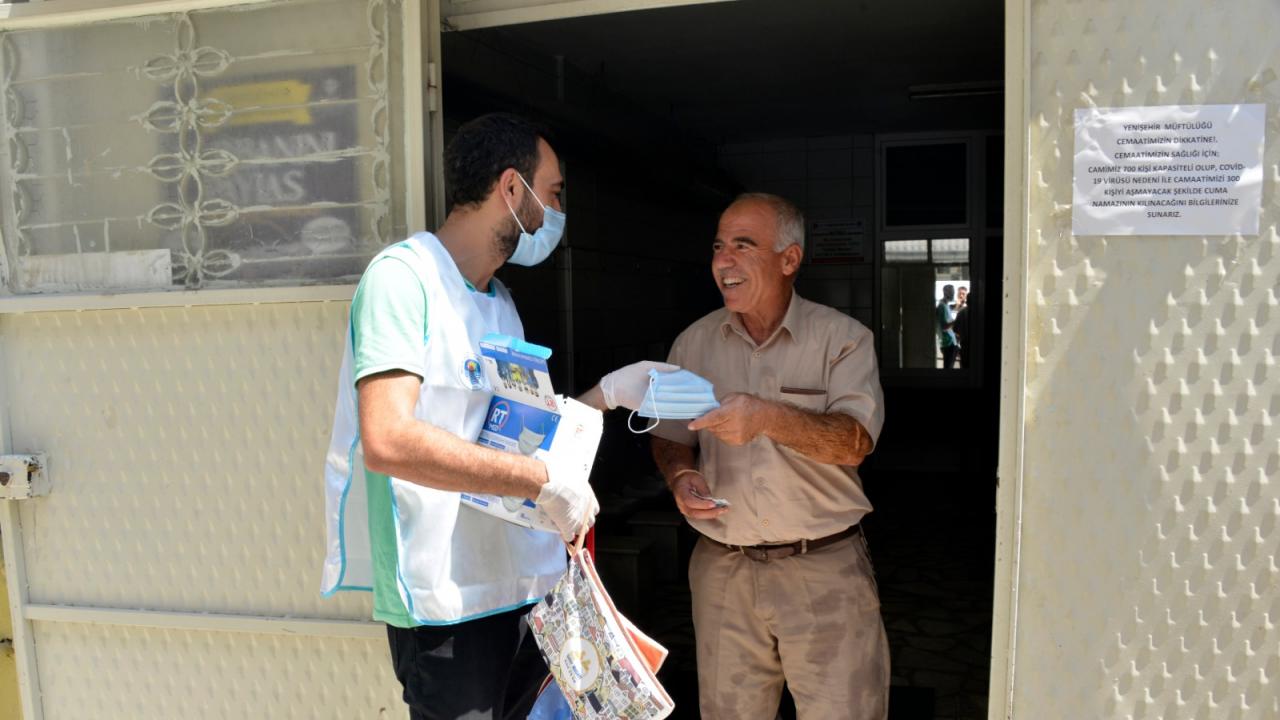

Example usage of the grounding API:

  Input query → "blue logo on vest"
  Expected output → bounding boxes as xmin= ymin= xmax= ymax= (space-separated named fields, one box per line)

xmin=461 ymin=357 xmax=485 ymax=389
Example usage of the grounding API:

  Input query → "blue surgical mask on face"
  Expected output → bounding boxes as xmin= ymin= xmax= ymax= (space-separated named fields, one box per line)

xmin=629 ymin=368 xmax=721 ymax=434
xmin=505 ymin=172 xmax=565 ymax=266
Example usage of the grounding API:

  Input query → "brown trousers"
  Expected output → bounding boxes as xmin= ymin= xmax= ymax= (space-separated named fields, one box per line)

xmin=689 ymin=534 xmax=890 ymax=720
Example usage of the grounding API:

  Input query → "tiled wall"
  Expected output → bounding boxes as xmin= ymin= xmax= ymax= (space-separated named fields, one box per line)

xmin=717 ymin=134 xmax=876 ymax=327
xmin=499 ymin=153 xmax=726 ymax=397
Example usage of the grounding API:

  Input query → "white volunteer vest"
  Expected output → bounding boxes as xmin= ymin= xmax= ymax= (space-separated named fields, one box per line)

xmin=321 ymin=232 xmax=566 ymax=624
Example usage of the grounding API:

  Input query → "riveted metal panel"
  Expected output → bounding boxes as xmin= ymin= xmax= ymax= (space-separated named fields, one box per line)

xmin=1014 ymin=1 xmax=1280 ymax=718
xmin=0 ymin=302 xmax=407 ymax=716
xmin=0 ymin=303 xmax=369 ymax=618
xmin=34 ymin=622 xmax=401 ymax=719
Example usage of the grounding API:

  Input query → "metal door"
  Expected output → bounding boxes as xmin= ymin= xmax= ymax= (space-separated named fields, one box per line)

xmin=0 ymin=0 xmax=443 ymax=715
xmin=992 ymin=1 xmax=1280 ymax=718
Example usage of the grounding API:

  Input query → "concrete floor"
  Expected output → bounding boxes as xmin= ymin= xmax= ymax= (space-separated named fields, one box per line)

xmin=866 ymin=477 xmax=995 ymax=720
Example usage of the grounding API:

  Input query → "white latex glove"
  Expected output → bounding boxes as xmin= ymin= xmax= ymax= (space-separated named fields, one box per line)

xmin=535 ymin=456 xmax=600 ymax=542
xmin=599 ymin=361 xmax=680 ymax=410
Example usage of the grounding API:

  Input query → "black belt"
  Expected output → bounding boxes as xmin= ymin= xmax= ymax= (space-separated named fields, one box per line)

xmin=704 ymin=525 xmax=860 ymax=562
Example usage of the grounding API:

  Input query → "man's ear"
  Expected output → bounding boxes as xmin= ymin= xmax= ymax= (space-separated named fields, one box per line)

xmin=497 ymin=167 xmax=521 ymax=203
xmin=780 ymin=243 xmax=803 ymax=276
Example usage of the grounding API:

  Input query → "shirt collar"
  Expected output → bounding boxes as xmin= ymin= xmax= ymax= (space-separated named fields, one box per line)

xmin=719 ymin=291 xmax=803 ymax=348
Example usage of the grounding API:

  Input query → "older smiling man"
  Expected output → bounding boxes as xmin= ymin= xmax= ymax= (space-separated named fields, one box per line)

xmin=651 ymin=193 xmax=889 ymax=719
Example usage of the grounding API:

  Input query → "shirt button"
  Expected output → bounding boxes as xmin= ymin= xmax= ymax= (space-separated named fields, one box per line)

xmin=755 ymin=477 xmax=766 ymax=486
xmin=761 ymin=519 xmax=770 ymax=527
xmin=753 ymin=351 xmax=761 ymax=358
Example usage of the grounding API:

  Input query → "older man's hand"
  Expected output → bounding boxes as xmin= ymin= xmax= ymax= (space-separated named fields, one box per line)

xmin=687 ymin=392 xmax=775 ymax=445
xmin=669 ymin=470 xmax=729 ymax=521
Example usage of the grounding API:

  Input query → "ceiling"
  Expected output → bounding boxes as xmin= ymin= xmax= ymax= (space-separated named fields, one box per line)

xmin=457 ymin=0 xmax=1004 ymax=144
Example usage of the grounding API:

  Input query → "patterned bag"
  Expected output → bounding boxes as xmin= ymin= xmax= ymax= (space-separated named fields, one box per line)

xmin=528 ymin=537 xmax=674 ymax=719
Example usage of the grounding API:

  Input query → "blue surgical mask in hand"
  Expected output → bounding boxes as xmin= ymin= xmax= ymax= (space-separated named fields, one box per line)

xmin=628 ymin=368 xmax=720 ymax=433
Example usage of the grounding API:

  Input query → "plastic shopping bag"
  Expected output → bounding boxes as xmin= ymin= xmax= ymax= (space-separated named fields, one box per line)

xmin=527 ymin=536 xmax=674 ymax=719
xmin=528 ymin=675 xmax=573 ymax=720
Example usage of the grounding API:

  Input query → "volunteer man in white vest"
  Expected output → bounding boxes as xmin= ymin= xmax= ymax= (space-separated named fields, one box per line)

xmin=321 ymin=113 xmax=664 ymax=720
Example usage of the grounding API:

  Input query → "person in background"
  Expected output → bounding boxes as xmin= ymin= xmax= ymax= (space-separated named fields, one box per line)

xmin=937 ymin=283 xmax=960 ymax=369
xmin=953 ymin=285 xmax=970 ymax=368
xmin=321 ymin=113 xmax=669 ymax=720
xmin=651 ymin=193 xmax=889 ymax=719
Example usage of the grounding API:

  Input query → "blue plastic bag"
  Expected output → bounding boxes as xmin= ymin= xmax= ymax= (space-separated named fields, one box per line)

xmin=528 ymin=678 xmax=573 ymax=720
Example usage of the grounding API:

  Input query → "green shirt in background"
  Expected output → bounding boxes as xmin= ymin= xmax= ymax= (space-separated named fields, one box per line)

xmin=936 ymin=300 xmax=958 ymax=348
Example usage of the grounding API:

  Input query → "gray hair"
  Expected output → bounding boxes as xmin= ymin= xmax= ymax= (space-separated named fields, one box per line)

xmin=734 ymin=192 xmax=805 ymax=253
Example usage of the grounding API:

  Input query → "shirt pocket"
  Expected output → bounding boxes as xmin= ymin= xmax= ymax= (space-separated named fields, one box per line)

xmin=779 ymin=385 xmax=828 ymax=413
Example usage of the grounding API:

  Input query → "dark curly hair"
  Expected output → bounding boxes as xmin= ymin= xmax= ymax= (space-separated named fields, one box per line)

xmin=444 ymin=113 xmax=553 ymax=210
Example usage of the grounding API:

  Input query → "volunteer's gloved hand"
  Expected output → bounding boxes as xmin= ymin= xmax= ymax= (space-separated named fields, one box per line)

xmin=536 ymin=456 xmax=600 ymax=542
xmin=599 ymin=361 xmax=680 ymax=410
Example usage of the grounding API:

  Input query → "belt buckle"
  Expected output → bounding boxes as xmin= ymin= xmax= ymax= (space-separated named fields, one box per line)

xmin=741 ymin=546 xmax=771 ymax=563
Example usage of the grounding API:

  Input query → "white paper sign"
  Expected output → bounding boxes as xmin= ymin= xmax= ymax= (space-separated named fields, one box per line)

xmin=1073 ymin=104 xmax=1265 ymax=236
xmin=17 ymin=249 xmax=173 ymax=291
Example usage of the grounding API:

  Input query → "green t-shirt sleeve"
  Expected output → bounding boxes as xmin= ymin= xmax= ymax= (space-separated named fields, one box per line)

xmin=351 ymin=256 xmax=428 ymax=384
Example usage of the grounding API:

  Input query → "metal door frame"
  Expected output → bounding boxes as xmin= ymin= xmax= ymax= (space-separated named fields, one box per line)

xmin=438 ymin=1 xmax=1035 ymax=716
xmin=990 ymin=0 xmax=1030 ymax=717
xmin=440 ymin=0 xmax=735 ymax=31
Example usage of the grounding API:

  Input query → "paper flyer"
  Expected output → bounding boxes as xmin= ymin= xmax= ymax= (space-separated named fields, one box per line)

xmin=459 ymin=334 xmax=602 ymax=533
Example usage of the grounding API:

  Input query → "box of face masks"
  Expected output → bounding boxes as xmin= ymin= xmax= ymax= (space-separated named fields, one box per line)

xmin=459 ymin=334 xmax=602 ymax=533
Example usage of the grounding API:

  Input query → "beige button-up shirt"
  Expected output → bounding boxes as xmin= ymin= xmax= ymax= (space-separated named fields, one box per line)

xmin=654 ymin=292 xmax=885 ymax=546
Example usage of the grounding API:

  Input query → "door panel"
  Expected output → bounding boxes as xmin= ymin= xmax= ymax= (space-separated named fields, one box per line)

xmin=0 ymin=0 xmax=444 ymax=715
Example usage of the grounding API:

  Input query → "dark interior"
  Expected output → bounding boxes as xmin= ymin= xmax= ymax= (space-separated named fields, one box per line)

xmin=443 ymin=2 xmax=1004 ymax=716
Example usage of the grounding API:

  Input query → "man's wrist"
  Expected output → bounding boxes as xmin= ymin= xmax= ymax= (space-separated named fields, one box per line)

xmin=759 ymin=398 xmax=790 ymax=441
xmin=527 ymin=458 xmax=551 ymax=500
xmin=577 ymin=384 xmax=608 ymax=412
xmin=855 ymin=424 xmax=874 ymax=460
xmin=665 ymin=467 xmax=700 ymax=490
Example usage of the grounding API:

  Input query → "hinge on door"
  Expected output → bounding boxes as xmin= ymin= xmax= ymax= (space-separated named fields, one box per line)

xmin=427 ymin=62 xmax=439 ymax=112
xmin=0 ymin=453 xmax=49 ymax=500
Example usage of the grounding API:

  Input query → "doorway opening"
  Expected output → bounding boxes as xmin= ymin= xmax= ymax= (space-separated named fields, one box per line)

xmin=442 ymin=1 xmax=1004 ymax=717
